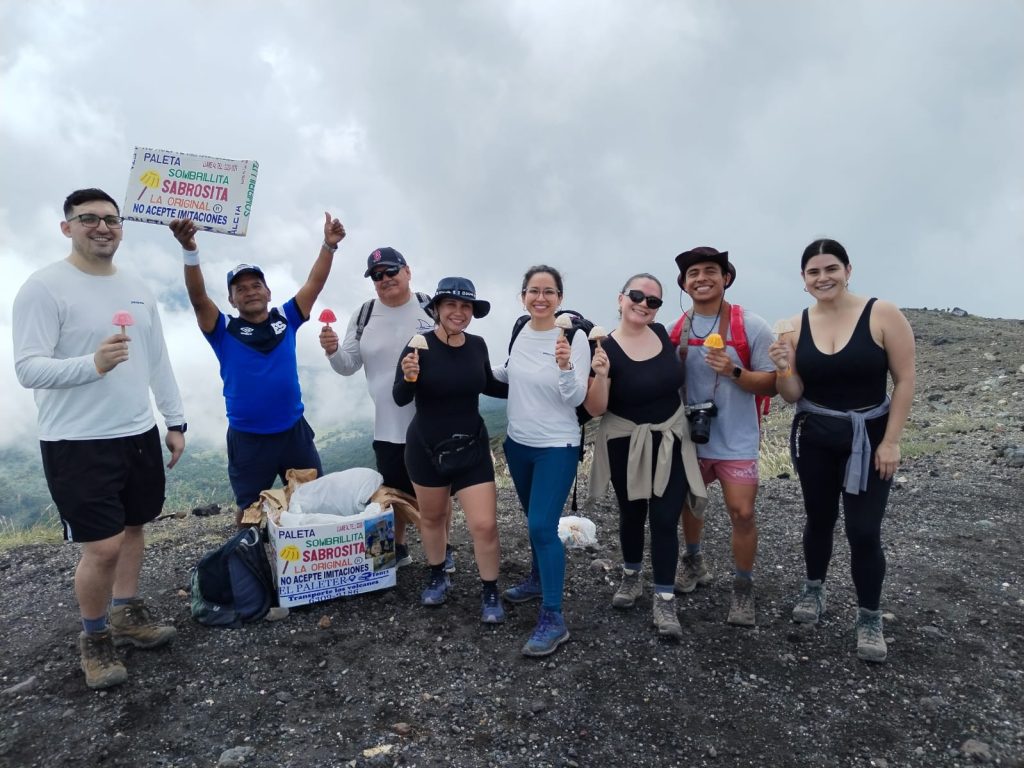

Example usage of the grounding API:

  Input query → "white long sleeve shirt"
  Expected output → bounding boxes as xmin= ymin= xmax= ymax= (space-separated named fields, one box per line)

xmin=493 ymin=324 xmax=590 ymax=448
xmin=327 ymin=293 xmax=435 ymax=444
xmin=13 ymin=260 xmax=184 ymax=441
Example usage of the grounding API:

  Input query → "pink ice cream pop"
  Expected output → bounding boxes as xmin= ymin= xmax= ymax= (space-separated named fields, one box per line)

xmin=318 ymin=308 xmax=337 ymax=327
xmin=112 ymin=310 xmax=134 ymax=335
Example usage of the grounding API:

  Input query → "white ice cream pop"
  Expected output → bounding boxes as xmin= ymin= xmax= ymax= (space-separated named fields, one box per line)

xmin=588 ymin=325 xmax=608 ymax=348
xmin=772 ymin=319 xmax=795 ymax=337
xmin=554 ymin=314 xmax=574 ymax=336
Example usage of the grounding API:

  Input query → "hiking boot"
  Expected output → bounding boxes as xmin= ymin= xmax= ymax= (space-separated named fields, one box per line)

xmin=79 ymin=630 xmax=127 ymax=690
xmin=420 ymin=571 xmax=450 ymax=606
xmin=612 ymin=568 xmax=643 ymax=609
xmin=652 ymin=594 xmax=683 ymax=641
xmin=792 ymin=579 xmax=827 ymax=624
xmin=443 ymin=545 xmax=456 ymax=574
xmin=856 ymin=607 xmax=888 ymax=663
xmin=481 ymin=589 xmax=506 ymax=624
xmin=109 ymin=599 xmax=176 ymax=649
xmin=521 ymin=608 xmax=570 ymax=657
xmin=674 ymin=552 xmax=712 ymax=594
xmin=395 ymin=543 xmax=412 ymax=568
xmin=727 ymin=577 xmax=756 ymax=627
xmin=503 ymin=570 xmax=542 ymax=603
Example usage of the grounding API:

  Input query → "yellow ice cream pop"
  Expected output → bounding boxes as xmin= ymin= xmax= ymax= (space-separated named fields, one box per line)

xmin=703 ymin=333 xmax=725 ymax=350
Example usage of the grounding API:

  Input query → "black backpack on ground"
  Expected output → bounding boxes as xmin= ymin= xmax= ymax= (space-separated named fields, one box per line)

xmin=507 ymin=309 xmax=597 ymax=510
xmin=190 ymin=527 xmax=276 ymax=628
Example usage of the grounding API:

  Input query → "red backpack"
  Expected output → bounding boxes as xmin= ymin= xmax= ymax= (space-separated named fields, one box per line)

xmin=669 ymin=301 xmax=772 ymax=426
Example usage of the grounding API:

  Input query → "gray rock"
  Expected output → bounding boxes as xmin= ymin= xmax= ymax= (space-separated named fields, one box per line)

xmin=218 ymin=746 xmax=256 ymax=766
xmin=960 ymin=738 xmax=992 ymax=762
xmin=1004 ymin=446 xmax=1024 ymax=468
xmin=2 ymin=675 xmax=37 ymax=695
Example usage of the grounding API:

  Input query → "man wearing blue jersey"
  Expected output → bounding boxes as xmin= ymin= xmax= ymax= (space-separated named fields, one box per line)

xmin=170 ymin=213 xmax=345 ymax=511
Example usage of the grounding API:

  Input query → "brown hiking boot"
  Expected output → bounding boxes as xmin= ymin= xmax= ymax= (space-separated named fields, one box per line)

xmin=109 ymin=599 xmax=177 ymax=649
xmin=727 ymin=576 xmax=756 ymax=627
xmin=612 ymin=568 xmax=643 ymax=609
xmin=79 ymin=630 xmax=127 ymax=690
xmin=674 ymin=552 xmax=712 ymax=594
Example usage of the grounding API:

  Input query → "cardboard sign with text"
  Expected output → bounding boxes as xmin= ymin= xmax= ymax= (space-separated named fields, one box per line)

xmin=122 ymin=147 xmax=258 ymax=236
xmin=268 ymin=507 xmax=397 ymax=608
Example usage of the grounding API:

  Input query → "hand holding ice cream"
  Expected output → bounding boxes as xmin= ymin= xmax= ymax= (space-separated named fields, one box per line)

xmin=403 ymin=334 xmax=429 ymax=381
xmin=588 ymin=325 xmax=608 ymax=349
xmin=768 ymin=320 xmax=797 ymax=377
xmin=94 ymin=311 xmax=134 ymax=374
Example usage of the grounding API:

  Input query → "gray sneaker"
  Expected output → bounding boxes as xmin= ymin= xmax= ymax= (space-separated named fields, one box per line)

xmin=674 ymin=552 xmax=712 ymax=594
xmin=612 ymin=568 xmax=643 ymax=609
xmin=856 ymin=607 xmax=888 ymax=663
xmin=652 ymin=594 xmax=683 ymax=640
xmin=79 ymin=630 xmax=127 ymax=690
xmin=792 ymin=579 xmax=827 ymax=624
xmin=727 ymin=576 xmax=756 ymax=627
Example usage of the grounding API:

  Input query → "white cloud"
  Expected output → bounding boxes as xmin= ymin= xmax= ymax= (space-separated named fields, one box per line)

xmin=2 ymin=0 xmax=1022 ymax=458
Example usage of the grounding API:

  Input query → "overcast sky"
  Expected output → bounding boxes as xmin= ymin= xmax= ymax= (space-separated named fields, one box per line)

xmin=2 ymin=0 xmax=1022 ymax=452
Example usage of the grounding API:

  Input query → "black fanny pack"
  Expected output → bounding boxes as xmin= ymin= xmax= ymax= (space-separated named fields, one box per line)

xmin=429 ymin=421 xmax=486 ymax=478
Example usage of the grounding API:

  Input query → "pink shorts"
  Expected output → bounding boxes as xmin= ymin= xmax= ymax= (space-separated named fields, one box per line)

xmin=698 ymin=458 xmax=759 ymax=487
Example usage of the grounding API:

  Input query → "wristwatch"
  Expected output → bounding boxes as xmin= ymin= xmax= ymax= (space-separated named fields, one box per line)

xmin=168 ymin=423 xmax=188 ymax=433
xmin=731 ymin=366 xmax=743 ymax=380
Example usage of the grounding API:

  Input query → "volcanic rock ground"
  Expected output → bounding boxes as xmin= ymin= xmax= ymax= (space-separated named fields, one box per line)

xmin=0 ymin=309 xmax=1022 ymax=768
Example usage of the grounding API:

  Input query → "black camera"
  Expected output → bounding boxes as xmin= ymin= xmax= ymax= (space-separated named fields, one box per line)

xmin=685 ymin=401 xmax=718 ymax=444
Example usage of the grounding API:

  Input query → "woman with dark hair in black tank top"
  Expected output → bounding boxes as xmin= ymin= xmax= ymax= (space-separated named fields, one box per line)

xmin=768 ymin=239 xmax=916 ymax=663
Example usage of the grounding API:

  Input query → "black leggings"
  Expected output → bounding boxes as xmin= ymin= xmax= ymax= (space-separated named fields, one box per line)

xmin=607 ymin=434 xmax=687 ymax=588
xmin=791 ymin=413 xmax=892 ymax=611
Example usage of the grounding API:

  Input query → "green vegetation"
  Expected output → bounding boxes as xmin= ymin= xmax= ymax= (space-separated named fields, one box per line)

xmin=0 ymin=399 xmax=511 ymax=532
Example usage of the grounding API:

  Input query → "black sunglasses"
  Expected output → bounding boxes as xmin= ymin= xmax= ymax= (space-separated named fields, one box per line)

xmin=369 ymin=266 xmax=402 ymax=282
xmin=623 ymin=289 xmax=663 ymax=309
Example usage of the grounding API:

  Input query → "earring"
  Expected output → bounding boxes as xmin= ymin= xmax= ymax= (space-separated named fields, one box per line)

xmin=803 ymin=287 xmax=809 ymax=293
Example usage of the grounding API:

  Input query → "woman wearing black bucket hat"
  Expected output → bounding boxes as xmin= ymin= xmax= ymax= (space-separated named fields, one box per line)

xmin=393 ymin=277 xmax=509 ymax=622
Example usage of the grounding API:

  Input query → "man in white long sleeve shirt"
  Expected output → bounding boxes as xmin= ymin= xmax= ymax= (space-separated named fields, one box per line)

xmin=13 ymin=188 xmax=186 ymax=690
xmin=318 ymin=246 xmax=449 ymax=569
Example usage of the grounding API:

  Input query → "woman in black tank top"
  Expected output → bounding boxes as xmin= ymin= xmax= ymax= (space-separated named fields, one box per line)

xmin=768 ymin=239 xmax=916 ymax=664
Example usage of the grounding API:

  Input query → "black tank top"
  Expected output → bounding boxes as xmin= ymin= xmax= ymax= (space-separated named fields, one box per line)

xmin=795 ymin=298 xmax=888 ymax=410
xmin=603 ymin=323 xmax=685 ymax=424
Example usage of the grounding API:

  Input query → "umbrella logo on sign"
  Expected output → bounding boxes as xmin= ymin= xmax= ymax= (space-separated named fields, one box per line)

xmin=137 ymin=170 xmax=161 ymax=201
xmin=280 ymin=545 xmax=301 ymax=573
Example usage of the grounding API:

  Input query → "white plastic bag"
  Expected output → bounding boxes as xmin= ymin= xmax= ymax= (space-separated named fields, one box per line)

xmin=557 ymin=515 xmax=597 ymax=548
xmin=288 ymin=467 xmax=383 ymax=517
xmin=280 ymin=502 xmax=384 ymax=528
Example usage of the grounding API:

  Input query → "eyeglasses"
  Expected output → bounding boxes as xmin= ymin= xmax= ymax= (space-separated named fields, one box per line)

xmin=524 ymin=288 xmax=560 ymax=298
xmin=623 ymin=290 xmax=663 ymax=309
xmin=369 ymin=266 xmax=402 ymax=282
xmin=67 ymin=213 xmax=125 ymax=229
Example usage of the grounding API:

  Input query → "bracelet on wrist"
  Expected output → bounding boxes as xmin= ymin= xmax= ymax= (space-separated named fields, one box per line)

xmin=777 ymin=367 xmax=794 ymax=378
xmin=182 ymin=248 xmax=200 ymax=267
xmin=322 ymin=241 xmax=338 ymax=252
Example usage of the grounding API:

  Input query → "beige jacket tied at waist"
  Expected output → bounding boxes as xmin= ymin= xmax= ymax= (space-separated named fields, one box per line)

xmin=588 ymin=403 xmax=708 ymax=517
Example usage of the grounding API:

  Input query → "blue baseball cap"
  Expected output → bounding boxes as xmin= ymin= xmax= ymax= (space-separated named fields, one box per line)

xmin=226 ymin=263 xmax=266 ymax=289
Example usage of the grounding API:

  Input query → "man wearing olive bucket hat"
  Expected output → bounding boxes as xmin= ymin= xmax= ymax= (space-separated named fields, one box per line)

xmin=394 ymin=277 xmax=509 ymax=622
xmin=671 ymin=247 xmax=777 ymax=626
